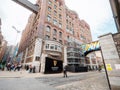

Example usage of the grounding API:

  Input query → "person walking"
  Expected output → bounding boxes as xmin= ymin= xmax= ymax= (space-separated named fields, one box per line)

xmin=29 ymin=65 xmax=32 ymax=73
xmin=63 ymin=66 xmax=67 ymax=78
xmin=33 ymin=66 xmax=36 ymax=73
xmin=98 ymin=65 xmax=102 ymax=72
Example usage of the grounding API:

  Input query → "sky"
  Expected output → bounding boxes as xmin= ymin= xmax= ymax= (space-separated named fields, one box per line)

xmin=0 ymin=0 xmax=117 ymax=45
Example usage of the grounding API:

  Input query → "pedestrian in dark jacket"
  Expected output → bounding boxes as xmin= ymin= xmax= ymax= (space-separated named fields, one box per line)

xmin=33 ymin=66 xmax=36 ymax=73
xmin=63 ymin=66 xmax=67 ymax=78
xmin=29 ymin=65 xmax=32 ymax=73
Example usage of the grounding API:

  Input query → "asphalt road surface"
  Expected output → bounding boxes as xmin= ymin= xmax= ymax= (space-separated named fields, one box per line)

xmin=0 ymin=71 xmax=109 ymax=90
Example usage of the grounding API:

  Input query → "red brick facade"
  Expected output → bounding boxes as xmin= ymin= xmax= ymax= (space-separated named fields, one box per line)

xmin=18 ymin=0 xmax=92 ymax=64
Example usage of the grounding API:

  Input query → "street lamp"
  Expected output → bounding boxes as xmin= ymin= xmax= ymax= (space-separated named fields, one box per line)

xmin=12 ymin=26 xmax=20 ymax=33
xmin=12 ymin=26 xmax=21 ymax=62
xmin=12 ymin=26 xmax=21 ymax=45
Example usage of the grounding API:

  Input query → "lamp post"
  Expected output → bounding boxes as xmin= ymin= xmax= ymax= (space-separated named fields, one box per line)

xmin=12 ymin=26 xmax=21 ymax=62
xmin=12 ymin=26 xmax=20 ymax=33
xmin=100 ymin=49 xmax=111 ymax=90
xmin=12 ymin=26 xmax=21 ymax=45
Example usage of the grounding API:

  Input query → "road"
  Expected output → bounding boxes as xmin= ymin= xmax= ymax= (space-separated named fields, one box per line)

xmin=36 ymin=72 xmax=110 ymax=90
xmin=0 ymin=71 xmax=109 ymax=90
xmin=36 ymin=72 xmax=103 ymax=86
xmin=0 ymin=78 xmax=56 ymax=90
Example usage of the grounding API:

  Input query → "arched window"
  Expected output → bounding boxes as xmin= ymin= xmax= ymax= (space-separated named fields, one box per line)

xmin=46 ymin=26 xmax=51 ymax=32
xmin=53 ymin=19 xmax=57 ymax=25
xmin=47 ymin=14 xmax=51 ymax=21
xmin=53 ymin=29 xmax=57 ymax=35
xmin=67 ymin=36 xmax=69 ymax=40
xmin=48 ymin=7 xmax=51 ymax=12
xmin=59 ymin=31 xmax=62 ymax=38
xmin=45 ymin=35 xmax=50 ymax=40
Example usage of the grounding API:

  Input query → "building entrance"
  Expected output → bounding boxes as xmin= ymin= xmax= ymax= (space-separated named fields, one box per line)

xmin=44 ymin=57 xmax=63 ymax=74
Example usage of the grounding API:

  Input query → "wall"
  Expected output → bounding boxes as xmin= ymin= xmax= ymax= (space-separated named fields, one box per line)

xmin=99 ymin=33 xmax=120 ymax=89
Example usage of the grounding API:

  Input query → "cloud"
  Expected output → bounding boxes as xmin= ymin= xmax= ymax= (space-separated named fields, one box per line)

xmin=0 ymin=0 xmax=33 ymax=45
xmin=65 ymin=0 xmax=117 ymax=41
xmin=0 ymin=0 xmax=117 ymax=45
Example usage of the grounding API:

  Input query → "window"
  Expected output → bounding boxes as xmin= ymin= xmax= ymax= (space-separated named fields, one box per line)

xmin=54 ymin=10 xmax=57 ymax=16
xmin=58 ymin=46 xmax=62 ymax=51
xmin=59 ymin=14 xmax=62 ymax=19
xmin=59 ymin=8 xmax=61 ymax=12
xmin=67 ymin=25 xmax=68 ymax=29
xmin=54 ymin=5 xmax=57 ymax=9
xmin=53 ymin=38 xmax=56 ymax=40
xmin=67 ymin=36 xmax=69 ymax=40
xmin=66 ymin=14 xmax=69 ymax=18
xmin=53 ymin=19 xmax=57 ymax=25
xmin=59 ymin=23 xmax=62 ymax=28
xmin=55 ymin=45 xmax=57 ymax=50
xmin=46 ymin=44 xmax=49 ymax=49
xmin=77 ymin=32 xmax=79 ymax=37
xmin=59 ymin=32 xmax=62 ymax=38
xmin=53 ymin=29 xmax=57 ymax=35
xmin=59 ymin=40 xmax=62 ymax=44
xmin=66 ymin=25 xmax=69 ymax=31
xmin=69 ymin=22 xmax=71 ymax=25
xmin=66 ymin=19 xmax=68 ymax=24
xmin=50 ymin=44 xmax=54 ymax=49
xmin=48 ymin=7 xmax=51 ymax=12
xmin=35 ymin=56 xmax=40 ymax=61
xmin=81 ymin=29 xmax=84 ymax=33
xmin=80 ymin=34 xmax=86 ymax=40
xmin=47 ymin=15 xmax=51 ymax=21
xmin=45 ymin=35 xmax=50 ymax=40
xmin=48 ymin=0 xmax=52 ymax=5
xmin=69 ymin=52 xmax=74 ymax=56
xmin=59 ymin=1 xmax=62 ymax=6
xmin=46 ymin=26 xmax=51 ymax=32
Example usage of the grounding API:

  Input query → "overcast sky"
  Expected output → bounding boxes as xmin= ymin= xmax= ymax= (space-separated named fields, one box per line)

xmin=0 ymin=0 xmax=117 ymax=45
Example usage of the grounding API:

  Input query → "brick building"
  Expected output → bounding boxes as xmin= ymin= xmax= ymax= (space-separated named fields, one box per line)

xmin=0 ymin=18 xmax=7 ymax=62
xmin=0 ymin=40 xmax=7 ymax=61
xmin=0 ymin=18 xmax=3 ymax=49
xmin=18 ymin=0 xmax=92 ymax=73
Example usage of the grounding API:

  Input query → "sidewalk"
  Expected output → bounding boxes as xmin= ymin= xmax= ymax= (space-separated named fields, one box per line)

xmin=1 ymin=70 xmax=119 ymax=90
xmin=0 ymin=70 xmax=58 ymax=90
xmin=0 ymin=69 xmax=96 ymax=78
xmin=0 ymin=70 xmax=45 ymax=78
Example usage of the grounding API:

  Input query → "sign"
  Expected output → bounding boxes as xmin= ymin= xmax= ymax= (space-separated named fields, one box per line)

xmin=53 ymin=60 xmax=57 ymax=66
xmin=51 ymin=67 xmax=58 ymax=71
xmin=45 ymin=57 xmax=63 ymax=73
xmin=115 ymin=64 xmax=120 ymax=70
xmin=81 ymin=41 xmax=100 ymax=54
xmin=106 ymin=64 xmax=112 ymax=71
